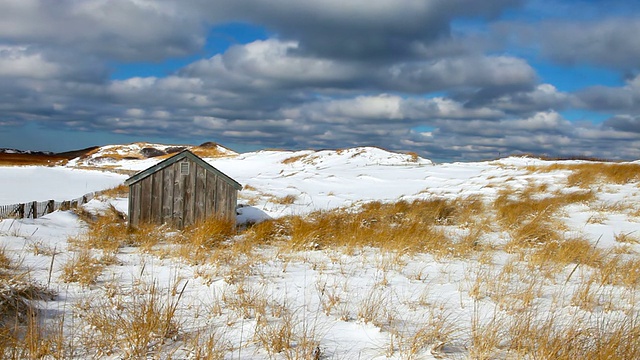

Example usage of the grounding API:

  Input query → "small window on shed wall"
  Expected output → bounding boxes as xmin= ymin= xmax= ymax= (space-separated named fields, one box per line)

xmin=180 ymin=162 xmax=190 ymax=175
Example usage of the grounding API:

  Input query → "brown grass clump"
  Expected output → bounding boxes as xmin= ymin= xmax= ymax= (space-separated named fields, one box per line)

xmin=275 ymin=194 xmax=298 ymax=205
xmin=406 ymin=151 xmax=420 ymax=162
xmin=60 ymin=249 xmax=106 ymax=287
xmin=530 ymin=237 xmax=603 ymax=269
xmin=0 ymin=249 xmax=57 ymax=359
xmin=281 ymin=154 xmax=308 ymax=164
xmin=569 ymin=163 xmax=640 ymax=187
xmin=614 ymin=231 xmax=640 ymax=244
xmin=526 ymin=162 xmax=640 ymax=187
xmin=190 ymin=146 xmax=231 ymax=159
xmin=241 ymin=198 xmax=489 ymax=257
xmin=508 ymin=311 xmax=640 ymax=359
xmin=0 ymin=248 xmax=12 ymax=271
xmin=596 ymin=256 xmax=640 ymax=288
xmin=173 ymin=216 xmax=236 ymax=264
xmin=242 ymin=184 xmax=258 ymax=192
xmin=493 ymin=185 xmax=595 ymax=250
xmin=278 ymin=199 xmax=456 ymax=256
xmin=242 ymin=218 xmax=290 ymax=246
xmin=494 ymin=193 xmax=560 ymax=250
xmin=71 ymin=205 xmax=129 ymax=252
xmin=99 ymin=183 xmax=129 ymax=198
xmin=453 ymin=195 xmax=487 ymax=227
xmin=183 ymin=216 xmax=236 ymax=248
xmin=127 ymin=223 xmax=169 ymax=252
xmin=76 ymin=281 xmax=185 ymax=358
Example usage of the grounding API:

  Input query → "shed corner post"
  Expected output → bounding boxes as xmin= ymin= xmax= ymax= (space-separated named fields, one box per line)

xmin=127 ymin=183 xmax=135 ymax=229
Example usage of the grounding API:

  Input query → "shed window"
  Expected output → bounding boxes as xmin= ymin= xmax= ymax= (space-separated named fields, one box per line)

xmin=180 ymin=162 xmax=190 ymax=175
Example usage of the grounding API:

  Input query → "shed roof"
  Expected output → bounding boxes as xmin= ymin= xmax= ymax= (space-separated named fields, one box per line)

xmin=124 ymin=150 xmax=242 ymax=190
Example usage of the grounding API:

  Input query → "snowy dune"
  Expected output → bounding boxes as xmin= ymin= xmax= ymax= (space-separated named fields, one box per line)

xmin=0 ymin=146 xmax=639 ymax=359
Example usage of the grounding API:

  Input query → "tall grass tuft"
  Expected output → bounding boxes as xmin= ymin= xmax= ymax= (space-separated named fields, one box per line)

xmin=493 ymin=184 xmax=594 ymax=250
xmin=0 ymin=248 xmax=57 ymax=358
xmin=71 ymin=204 xmax=129 ymax=252
xmin=275 ymin=199 xmax=457 ymax=256
xmin=174 ymin=216 xmax=236 ymax=264
xmin=76 ymin=280 xmax=186 ymax=358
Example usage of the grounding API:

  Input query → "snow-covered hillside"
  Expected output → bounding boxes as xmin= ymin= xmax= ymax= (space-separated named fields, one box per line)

xmin=1 ymin=144 xmax=639 ymax=359
xmin=68 ymin=141 xmax=237 ymax=168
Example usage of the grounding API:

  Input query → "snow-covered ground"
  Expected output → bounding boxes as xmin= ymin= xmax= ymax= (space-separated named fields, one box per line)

xmin=0 ymin=146 xmax=639 ymax=359
xmin=0 ymin=167 xmax=127 ymax=204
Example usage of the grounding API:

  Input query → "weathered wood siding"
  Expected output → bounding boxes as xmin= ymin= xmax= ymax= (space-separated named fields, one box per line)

xmin=129 ymin=158 xmax=239 ymax=229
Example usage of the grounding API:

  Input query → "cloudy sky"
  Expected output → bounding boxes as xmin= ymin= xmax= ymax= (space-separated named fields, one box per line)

xmin=1 ymin=0 xmax=639 ymax=161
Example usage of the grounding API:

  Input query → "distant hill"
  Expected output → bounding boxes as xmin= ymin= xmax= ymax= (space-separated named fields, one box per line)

xmin=0 ymin=146 xmax=98 ymax=166
xmin=0 ymin=142 xmax=237 ymax=166
xmin=0 ymin=142 xmax=434 ymax=170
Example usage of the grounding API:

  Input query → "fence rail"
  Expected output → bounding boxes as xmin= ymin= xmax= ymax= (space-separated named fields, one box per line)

xmin=0 ymin=191 xmax=98 ymax=220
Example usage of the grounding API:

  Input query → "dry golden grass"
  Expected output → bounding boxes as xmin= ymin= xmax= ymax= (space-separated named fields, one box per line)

xmin=190 ymin=145 xmax=233 ymax=158
xmin=99 ymin=183 xmax=129 ymax=198
xmin=0 ymin=248 xmax=12 ymax=272
xmin=275 ymin=194 xmax=298 ymax=205
xmin=282 ymin=201 xmax=454 ymax=257
xmin=614 ymin=231 xmax=640 ymax=244
xmin=0 ymin=249 xmax=58 ymax=359
xmin=253 ymin=306 xmax=296 ymax=355
xmin=243 ymin=197 xmax=487 ymax=258
xmin=60 ymin=249 xmax=106 ymax=287
xmin=530 ymin=237 xmax=603 ymax=269
xmin=171 ymin=216 xmax=237 ymax=265
xmin=128 ymin=223 xmax=169 ymax=252
xmin=0 ymin=153 xmax=69 ymax=166
xmin=70 ymin=205 xmax=129 ymax=252
xmin=0 ymin=312 xmax=61 ymax=359
xmin=566 ymin=163 xmax=640 ymax=187
xmin=406 ymin=151 xmax=420 ymax=162
xmin=494 ymin=185 xmax=595 ymax=251
xmin=76 ymin=281 xmax=185 ymax=358
xmin=242 ymin=184 xmax=258 ymax=192
xmin=185 ymin=329 xmax=231 ymax=360
xmin=596 ymin=255 xmax=640 ymax=288
xmin=389 ymin=307 xmax=459 ymax=359
xmin=507 ymin=310 xmax=640 ymax=359
xmin=281 ymin=154 xmax=308 ymax=164
xmin=526 ymin=161 xmax=640 ymax=183
xmin=182 ymin=216 xmax=236 ymax=248
xmin=242 ymin=218 xmax=290 ymax=246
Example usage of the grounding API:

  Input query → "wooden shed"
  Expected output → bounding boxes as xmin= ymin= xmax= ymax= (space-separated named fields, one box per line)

xmin=124 ymin=150 xmax=242 ymax=229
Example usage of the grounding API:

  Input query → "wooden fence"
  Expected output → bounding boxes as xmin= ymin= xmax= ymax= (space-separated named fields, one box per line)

xmin=0 ymin=191 xmax=98 ymax=220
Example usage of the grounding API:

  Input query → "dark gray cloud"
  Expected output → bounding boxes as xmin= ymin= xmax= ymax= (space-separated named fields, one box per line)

xmin=539 ymin=18 xmax=640 ymax=71
xmin=603 ymin=115 xmax=640 ymax=133
xmin=0 ymin=0 xmax=204 ymax=61
xmin=462 ymin=84 xmax=575 ymax=115
xmin=577 ymin=75 xmax=640 ymax=112
xmin=404 ymin=113 xmax=640 ymax=161
xmin=499 ymin=17 xmax=640 ymax=72
xmin=192 ymin=0 xmax=523 ymax=60
xmin=179 ymin=39 xmax=537 ymax=96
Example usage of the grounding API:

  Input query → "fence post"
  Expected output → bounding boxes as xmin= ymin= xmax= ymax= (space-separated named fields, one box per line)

xmin=17 ymin=203 xmax=25 ymax=218
xmin=31 ymin=201 xmax=38 ymax=219
xmin=46 ymin=200 xmax=55 ymax=214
